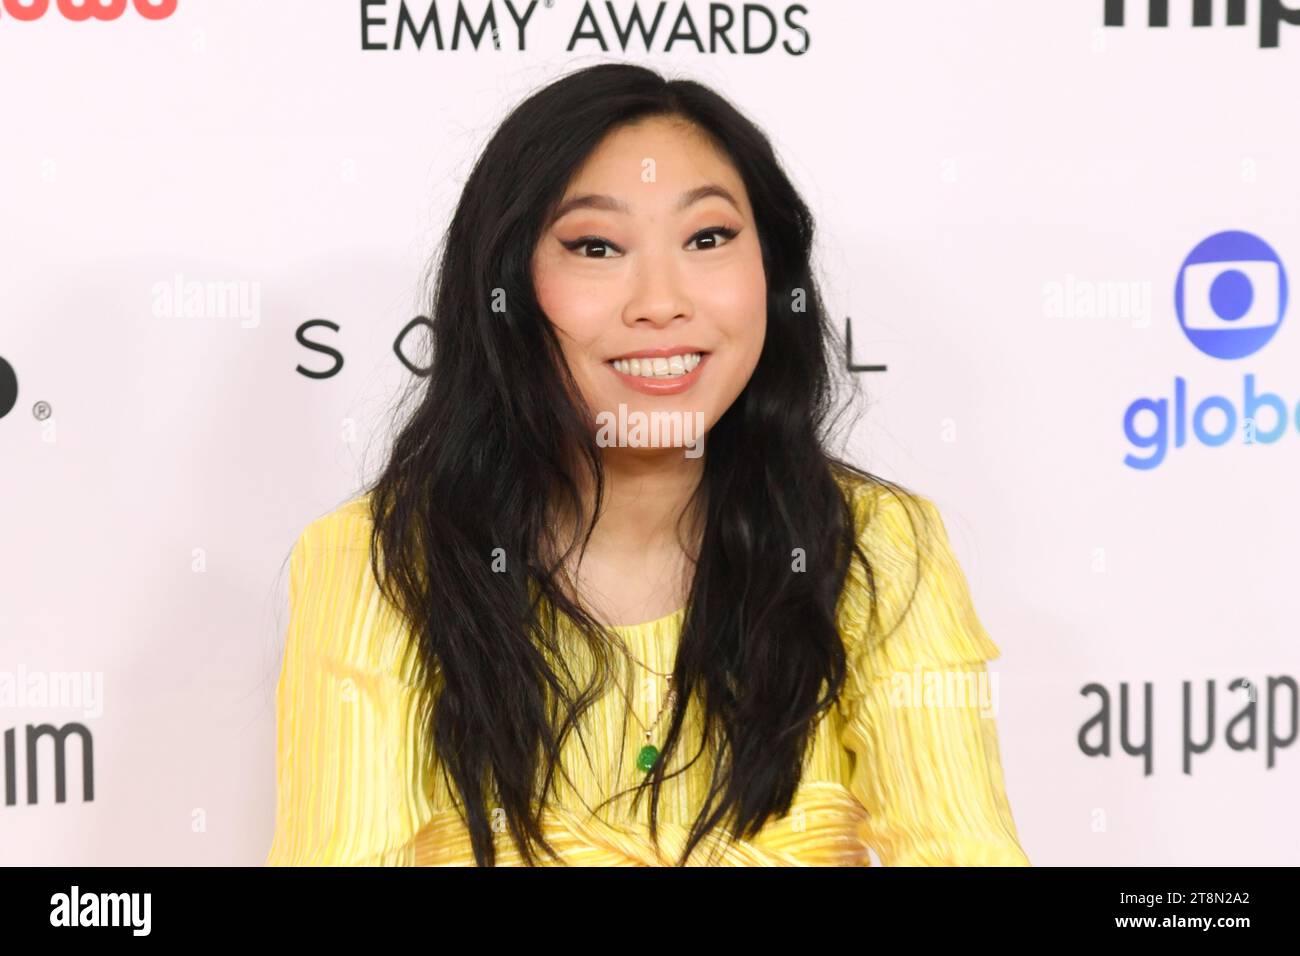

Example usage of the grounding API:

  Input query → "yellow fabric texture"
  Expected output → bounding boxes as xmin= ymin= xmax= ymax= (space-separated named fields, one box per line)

xmin=265 ymin=475 xmax=1031 ymax=866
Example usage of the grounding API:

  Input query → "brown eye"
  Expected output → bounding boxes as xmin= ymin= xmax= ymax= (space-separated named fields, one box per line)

xmin=562 ymin=236 xmax=623 ymax=258
xmin=687 ymin=226 xmax=739 ymax=251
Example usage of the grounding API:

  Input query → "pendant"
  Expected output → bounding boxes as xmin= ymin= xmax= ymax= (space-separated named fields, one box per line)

xmin=636 ymin=743 xmax=660 ymax=772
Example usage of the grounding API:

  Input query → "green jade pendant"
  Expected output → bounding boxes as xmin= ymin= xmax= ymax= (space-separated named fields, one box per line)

xmin=635 ymin=683 xmax=674 ymax=773
xmin=636 ymin=743 xmax=660 ymax=773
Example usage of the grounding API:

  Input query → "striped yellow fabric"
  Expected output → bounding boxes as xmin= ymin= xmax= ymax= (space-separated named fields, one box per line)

xmin=265 ymin=476 xmax=1031 ymax=866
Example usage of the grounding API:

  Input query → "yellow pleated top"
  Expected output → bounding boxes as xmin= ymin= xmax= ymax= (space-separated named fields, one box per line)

xmin=265 ymin=474 xmax=1031 ymax=866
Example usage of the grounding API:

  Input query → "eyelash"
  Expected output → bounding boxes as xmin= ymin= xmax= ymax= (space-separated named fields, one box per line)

xmin=561 ymin=226 xmax=739 ymax=259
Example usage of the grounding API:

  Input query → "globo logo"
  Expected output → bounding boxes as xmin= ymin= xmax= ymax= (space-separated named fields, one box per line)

xmin=1123 ymin=230 xmax=1292 ymax=470
xmin=1174 ymin=230 xmax=1287 ymax=359
xmin=0 ymin=0 xmax=177 ymax=20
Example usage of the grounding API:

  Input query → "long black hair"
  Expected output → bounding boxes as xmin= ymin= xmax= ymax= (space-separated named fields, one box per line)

xmin=365 ymin=62 xmax=915 ymax=866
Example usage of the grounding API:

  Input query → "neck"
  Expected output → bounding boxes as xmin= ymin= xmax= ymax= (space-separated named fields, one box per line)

xmin=551 ymin=444 xmax=706 ymax=557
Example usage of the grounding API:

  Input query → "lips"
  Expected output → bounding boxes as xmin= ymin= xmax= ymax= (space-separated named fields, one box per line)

xmin=606 ymin=351 xmax=710 ymax=395
xmin=608 ymin=344 xmax=710 ymax=360
xmin=610 ymin=352 xmax=702 ymax=379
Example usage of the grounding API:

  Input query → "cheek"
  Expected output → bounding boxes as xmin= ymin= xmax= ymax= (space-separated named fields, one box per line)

xmin=533 ymin=263 xmax=611 ymax=356
xmin=532 ymin=264 xmax=618 ymax=415
xmin=699 ymin=256 xmax=767 ymax=363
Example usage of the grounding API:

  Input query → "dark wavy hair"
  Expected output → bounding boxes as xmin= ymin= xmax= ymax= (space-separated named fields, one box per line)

xmin=363 ymin=61 xmax=914 ymax=866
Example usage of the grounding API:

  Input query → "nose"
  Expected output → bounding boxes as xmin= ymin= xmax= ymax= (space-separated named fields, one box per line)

xmin=622 ymin=249 xmax=693 ymax=328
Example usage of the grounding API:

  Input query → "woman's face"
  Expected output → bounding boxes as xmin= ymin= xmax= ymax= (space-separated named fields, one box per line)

xmin=531 ymin=115 xmax=767 ymax=456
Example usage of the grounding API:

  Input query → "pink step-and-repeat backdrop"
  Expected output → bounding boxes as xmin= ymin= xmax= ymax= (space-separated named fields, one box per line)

xmin=1 ymin=0 xmax=1297 ymax=864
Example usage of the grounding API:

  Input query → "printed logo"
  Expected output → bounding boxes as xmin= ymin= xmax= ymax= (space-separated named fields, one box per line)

xmin=1103 ymin=0 xmax=1300 ymax=48
xmin=0 ymin=355 xmax=16 ymax=420
xmin=1122 ymin=230 xmax=1293 ymax=470
xmin=0 ymin=0 xmax=177 ymax=21
xmin=1175 ymin=230 xmax=1288 ymax=359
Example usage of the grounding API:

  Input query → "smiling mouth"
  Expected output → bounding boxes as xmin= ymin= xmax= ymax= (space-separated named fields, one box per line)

xmin=606 ymin=351 xmax=706 ymax=380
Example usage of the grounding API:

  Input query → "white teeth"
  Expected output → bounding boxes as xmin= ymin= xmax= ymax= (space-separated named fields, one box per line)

xmin=612 ymin=352 xmax=703 ymax=378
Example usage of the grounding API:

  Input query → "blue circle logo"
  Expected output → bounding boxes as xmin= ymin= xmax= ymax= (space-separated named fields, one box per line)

xmin=1174 ymin=230 xmax=1287 ymax=359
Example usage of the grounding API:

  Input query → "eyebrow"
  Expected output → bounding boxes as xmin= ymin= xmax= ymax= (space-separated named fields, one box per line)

xmin=546 ymin=184 xmax=741 ymax=228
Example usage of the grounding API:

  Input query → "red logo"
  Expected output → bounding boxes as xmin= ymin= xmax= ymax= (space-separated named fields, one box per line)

xmin=1 ymin=0 xmax=177 ymax=20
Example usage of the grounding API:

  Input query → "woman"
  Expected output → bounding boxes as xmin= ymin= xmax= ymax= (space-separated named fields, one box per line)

xmin=265 ymin=62 xmax=1031 ymax=867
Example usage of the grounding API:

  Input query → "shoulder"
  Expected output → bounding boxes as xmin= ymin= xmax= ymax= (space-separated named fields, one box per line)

xmin=831 ymin=466 xmax=940 ymax=591
xmin=286 ymin=494 xmax=377 ymax=607
xmin=830 ymin=467 xmax=1002 ymax=696
xmin=291 ymin=493 xmax=375 ymax=558
xmin=286 ymin=491 xmax=416 ymax=679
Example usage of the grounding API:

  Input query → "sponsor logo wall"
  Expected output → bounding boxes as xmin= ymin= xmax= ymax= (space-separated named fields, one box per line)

xmin=1 ymin=1 xmax=1295 ymax=864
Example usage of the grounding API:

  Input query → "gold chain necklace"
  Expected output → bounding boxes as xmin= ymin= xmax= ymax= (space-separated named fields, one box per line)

xmin=552 ymin=564 xmax=683 ymax=773
xmin=609 ymin=635 xmax=677 ymax=773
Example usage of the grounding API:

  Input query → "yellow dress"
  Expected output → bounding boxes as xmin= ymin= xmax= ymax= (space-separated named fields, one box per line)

xmin=265 ymin=475 xmax=1031 ymax=866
